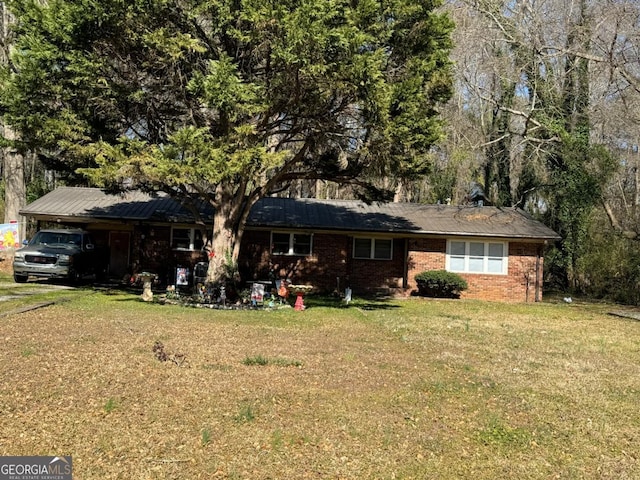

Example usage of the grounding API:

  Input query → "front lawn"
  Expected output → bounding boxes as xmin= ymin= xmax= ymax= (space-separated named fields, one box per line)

xmin=0 ymin=289 xmax=638 ymax=478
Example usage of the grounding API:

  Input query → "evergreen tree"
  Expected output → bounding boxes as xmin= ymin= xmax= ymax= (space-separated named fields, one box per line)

xmin=0 ymin=0 xmax=453 ymax=282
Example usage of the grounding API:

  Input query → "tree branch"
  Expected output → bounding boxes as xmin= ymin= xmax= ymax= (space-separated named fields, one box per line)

xmin=602 ymin=198 xmax=639 ymax=239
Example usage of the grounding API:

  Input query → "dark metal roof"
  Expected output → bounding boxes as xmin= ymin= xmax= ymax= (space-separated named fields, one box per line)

xmin=20 ymin=187 xmax=560 ymax=240
xmin=20 ymin=187 xmax=212 ymax=223
xmin=248 ymin=197 xmax=560 ymax=240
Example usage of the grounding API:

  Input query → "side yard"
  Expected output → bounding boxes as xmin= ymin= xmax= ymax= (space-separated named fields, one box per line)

xmin=0 ymin=281 xmax=638 ymax=479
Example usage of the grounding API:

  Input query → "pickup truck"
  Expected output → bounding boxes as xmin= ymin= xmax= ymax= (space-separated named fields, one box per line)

xmin=12 ymin=229 xmax=109 ymax=283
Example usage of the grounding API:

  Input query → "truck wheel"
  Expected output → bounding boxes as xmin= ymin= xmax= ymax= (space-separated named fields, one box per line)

xmin=14 ymin=274 xmax=28 ymax=283
xmin=96 ymin=266 xmax=108 ymax=281
xmin=68 ymin=270 xmax=81 ymax=284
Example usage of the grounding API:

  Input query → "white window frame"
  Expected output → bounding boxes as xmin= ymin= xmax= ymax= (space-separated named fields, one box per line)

xmin=446 ymin=239 xmax=508 ymax=275
xmin=271 ymin=232 xmax=313 ymax=256
xmin=352 ymin=237 xmax=393 ymax=260
xmin=171 ymin=227 xmax=202 ymax=251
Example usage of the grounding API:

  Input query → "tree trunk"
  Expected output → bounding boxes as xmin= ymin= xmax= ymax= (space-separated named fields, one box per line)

xmin=2 ymin=126 xmax=25 ymax=239
xmin=207 ymin=206 xmax=237 ymax=284
xmin=205 ymin=186 xmax=255 ymax=285
xmin=1 ymin=2 xmax=26 ymax=243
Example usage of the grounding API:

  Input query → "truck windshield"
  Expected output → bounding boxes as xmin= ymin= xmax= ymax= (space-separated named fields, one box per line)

xmin=32 ymin=232 xmax=82 ymax=246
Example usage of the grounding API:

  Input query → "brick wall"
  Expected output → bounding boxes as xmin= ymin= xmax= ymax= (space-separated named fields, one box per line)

xmin=407 ymin=238 xmax=447 ymax=278
xmin=239 ymin=231 xmax=349 ymax=292
xmin=406 ymin=238 xmax=544 ymax=302
xmin=348 ymin=239 xmax=406 ymax=292
xmin=129 ymin=226 xmax=207 ymax=285
xmin=239 ymin=231 xmax=405 ymax=294
xmin=240 ymin=231 xmax=545 ymax=301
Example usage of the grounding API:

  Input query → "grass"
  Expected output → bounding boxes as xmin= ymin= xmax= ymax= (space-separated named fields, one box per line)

xmin=20 ymin=345 xmax=37 ymax=357
xmin=0 ymin=272 xmax=89 ymax=313
xmin=201 ymin=427 xmax=212 ymax=447
xmin=243 ymin=355 xmax=303 ymax=367
xmin=242 ymin=354 xmax=269 ymax=366
xmin=234 ymin=402 xmax=256 ymax=424
xmin=0 ymin=282 xmax=639 ymax=479
xmin=103 ymin=398 xmax=118 ymax=414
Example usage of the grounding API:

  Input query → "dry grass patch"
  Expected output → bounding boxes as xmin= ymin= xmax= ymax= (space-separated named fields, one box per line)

xmin=0 ymin=290 xmax=639 ymax=479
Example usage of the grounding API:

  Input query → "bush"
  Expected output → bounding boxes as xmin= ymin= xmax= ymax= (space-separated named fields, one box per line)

xmin=415 ymin=270 xmax=468 ymax=298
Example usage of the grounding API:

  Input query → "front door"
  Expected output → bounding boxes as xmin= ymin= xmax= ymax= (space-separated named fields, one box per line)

xmin=109 ymin=231 xmax=130 ymax=279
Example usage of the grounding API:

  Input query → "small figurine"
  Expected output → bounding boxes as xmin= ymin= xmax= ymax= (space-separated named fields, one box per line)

xmin=277 ymin=279 xmax=290 ymax=303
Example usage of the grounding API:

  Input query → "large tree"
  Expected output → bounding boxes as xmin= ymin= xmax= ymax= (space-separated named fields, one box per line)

xmin=0 ymin=0 xmax=453 ymax=281
xmin=0 ymin=1 xmax=25 ymax=234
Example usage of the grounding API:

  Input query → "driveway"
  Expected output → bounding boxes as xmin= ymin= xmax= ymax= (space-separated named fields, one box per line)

xmin=0 ymin=281 xmax=74 ymax=300
xmin=0 ymin=281 xmax=75 ymax=316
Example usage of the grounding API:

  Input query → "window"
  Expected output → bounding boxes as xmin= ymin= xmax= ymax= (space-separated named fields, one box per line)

xmin=447 ymin=240 xmax=507 ymax=274
xmin=271 ymin=232 xmax=312 ymax=255
xmin=171 ymin=227 xmax=203 ymax=251
xmin=353 ymin=238 xmax=393 ymax=260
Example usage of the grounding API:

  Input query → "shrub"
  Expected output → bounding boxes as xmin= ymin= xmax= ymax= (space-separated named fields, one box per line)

xmin=415 ymin=270 xmax=468 ymax=298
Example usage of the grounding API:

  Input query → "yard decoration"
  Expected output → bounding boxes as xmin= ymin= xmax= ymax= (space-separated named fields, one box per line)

xmin=139 ymin=272 xmax=157 ymax=302
xmin=278 ymin=280 xmax=290 ymax=303
xmin=290 ymin=285 xmax=314 ymax=311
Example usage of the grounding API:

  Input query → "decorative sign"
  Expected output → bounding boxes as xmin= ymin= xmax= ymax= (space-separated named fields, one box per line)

xmin=176 ymin=267 xmax=189 ymax=286
xmin=0 ymin=223 xmax=20 ymax=250
xmin=251 ymin=282 xmax=265 ymax=303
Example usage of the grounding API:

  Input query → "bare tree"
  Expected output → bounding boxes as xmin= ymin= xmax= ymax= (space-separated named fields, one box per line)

xmin=587 ymin=0 xmax=640 ymax=237
xmin=435 ymin=0 xmax=640 ymax=290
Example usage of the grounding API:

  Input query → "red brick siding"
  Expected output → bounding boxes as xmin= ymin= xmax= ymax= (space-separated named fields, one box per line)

xmin=239 ymin=231 xmax=405 ymax=293
xmin=127 ymin=226 xmax=206 ymax=284
xmin=240 ymin=232 xmax=546 ymax=301
xmin=458 ymin=243 xmax=543 ymax=302
xmin=238 ymin=230 xmax=273 ymax=281
xmin=348 ymin=239 xmax=406 ymax=292
xmin=239 ymin=231 xmax=349 ymax=291
xmin=406 ymin=238 xmax=544 ymax=302
xmin=407 ymin=238 xmax=447 ymax=280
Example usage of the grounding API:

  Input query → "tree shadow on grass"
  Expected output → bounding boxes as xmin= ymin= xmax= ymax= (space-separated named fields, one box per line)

xmin=99 ymin=285 xmax=402 ymax=311
xmin=303 ymin=295 xmax=402 ymax=311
